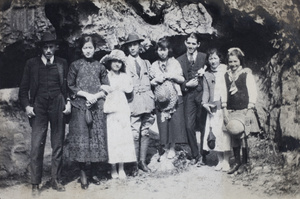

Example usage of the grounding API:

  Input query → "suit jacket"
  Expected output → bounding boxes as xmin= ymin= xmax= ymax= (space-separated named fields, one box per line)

xmin=177 ymin=51 xmax=207 ymax=98
xmin=19 ymin=56 xmax=69 ymax=109
xmin=126 ymin=56 xmax=155 ymax=116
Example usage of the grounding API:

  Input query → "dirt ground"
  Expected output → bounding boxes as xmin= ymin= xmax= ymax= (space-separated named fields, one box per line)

xmin=0 ymin=163 xmax=297 ymax=199
xmin=0 ymin=133 xmax=299 ymax=199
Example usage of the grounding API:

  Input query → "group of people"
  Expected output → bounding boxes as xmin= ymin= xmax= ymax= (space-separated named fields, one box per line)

xmin=18 ymin=31 xmax=260 ymax=197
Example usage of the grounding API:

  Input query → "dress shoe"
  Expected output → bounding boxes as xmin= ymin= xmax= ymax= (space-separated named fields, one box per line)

xmin=32 ymin=184 xmax=40 ymax=197
xmin=190 ymin=155 xmax=200 ymax=165
xmin=90 ymin=176 xmax=101 ymax=185
xmin=227 ymin=163 xmax=241 ymax=174
xmin=138 ymin=161 xmax=151 ymax=172
xmin=196 ymin=157 xmax=205 ymax=167
xmin=51 ymin=179 xmax=65 ymax=192
xmin=80 ymin=170 xmax=89 ymax=190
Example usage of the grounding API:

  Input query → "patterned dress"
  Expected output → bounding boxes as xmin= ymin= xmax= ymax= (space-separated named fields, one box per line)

xmin=67 ymin=58 xmax=109 ymax=162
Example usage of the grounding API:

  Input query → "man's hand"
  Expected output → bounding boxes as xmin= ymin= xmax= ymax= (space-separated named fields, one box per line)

xmin=25 ymin=106 xmax=35 ymax=118
xmin=186 ymin=78 xmax=198 ymax=88
xmin=63 ymin=101 xmax=71 ymax=115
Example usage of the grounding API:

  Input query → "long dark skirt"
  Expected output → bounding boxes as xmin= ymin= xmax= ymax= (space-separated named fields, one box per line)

xmin=156 ymin=96 xmax=187 ymax=146
xmin=67 ymin=104 xmax=108 ymax=162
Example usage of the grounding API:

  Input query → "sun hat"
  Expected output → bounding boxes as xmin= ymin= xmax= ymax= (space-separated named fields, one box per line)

xmin=100 ymin=49 xmax=127 ymax=65
xmin=154 ymin=80 xmax=178 ymax=111
xmin=225 ymin=119 xmax=245 ymax=135
xmin=122 ymin=33 xmax=144 ymax=46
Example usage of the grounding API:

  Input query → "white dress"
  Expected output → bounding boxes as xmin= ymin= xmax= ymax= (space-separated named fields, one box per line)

xmin=203 ymin=65 xmax=231 ymax=152
xmin=104 ymin=72 xmax=137 ymax=164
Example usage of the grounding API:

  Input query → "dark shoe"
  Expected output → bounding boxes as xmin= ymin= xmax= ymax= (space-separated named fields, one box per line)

xmin=90 ymin=176 xmax=101 ymax=185
xmin=51 ymin=179 xmax=65 ymax=192
xmin=196 ymin=157 xmax=205 ymax=167
xmin=80 ymin=170 xmax=89 ymax=190
xmin=227 ymin=163 xmax=241 ymax=174
xmin=190 ymin=158 xmax=197 ymax=165
xmin=138 ymin=161 xmax=151 ymax=172
xmin=190 ymin=155 xmax=201 ymax=166
xmin=32 ymin=184 xmax=40 ymax=197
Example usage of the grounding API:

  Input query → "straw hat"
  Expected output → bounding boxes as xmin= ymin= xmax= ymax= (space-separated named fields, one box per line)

xmin=225 ymin=119 xmax=245 ymax=135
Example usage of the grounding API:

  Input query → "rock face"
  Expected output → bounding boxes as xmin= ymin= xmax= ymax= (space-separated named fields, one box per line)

xmin=0 ymin=0 xmax=299 ymax=177
xmin=0 ymin=88 xmax=54 ymax=179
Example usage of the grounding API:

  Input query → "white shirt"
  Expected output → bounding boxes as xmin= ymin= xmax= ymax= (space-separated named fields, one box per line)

xmin=41 ymin=55 xmax=54 ymax=65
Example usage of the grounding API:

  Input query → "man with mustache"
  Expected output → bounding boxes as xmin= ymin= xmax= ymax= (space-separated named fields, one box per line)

xmin=19 ymin=32 xmax=71 ymax=196
xmin=177 ymin=33 xmax=208 ymax=167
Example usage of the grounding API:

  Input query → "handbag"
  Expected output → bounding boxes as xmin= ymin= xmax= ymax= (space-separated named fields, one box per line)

xmin=207 ymin=127 xmax=216 ymax=150
xmin=85 ymin=108 xmax=93 ymax=126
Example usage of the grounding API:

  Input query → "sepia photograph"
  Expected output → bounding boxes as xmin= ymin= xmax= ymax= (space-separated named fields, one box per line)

xmin=0 ymin=0 xmax=299 ymax=198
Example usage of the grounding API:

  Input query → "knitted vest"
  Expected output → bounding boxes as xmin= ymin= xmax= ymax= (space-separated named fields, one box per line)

xmin=225 ymin=72 xmax=249 ymax=110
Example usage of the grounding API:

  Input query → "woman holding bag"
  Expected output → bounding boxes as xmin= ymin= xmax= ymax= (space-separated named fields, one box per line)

xmin=150 ymin=37 xmax=187 ymax=159
xmin=67 ymin=35 xmax=109 ymax=189
xmin=202 ymin=48 xmax=231 ymax=172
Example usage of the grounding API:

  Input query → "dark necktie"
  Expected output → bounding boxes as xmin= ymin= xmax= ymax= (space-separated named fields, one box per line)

xmin=46 ymin=59 xmax=51 ymax=66
xmin=188 ymin=55 xmax=194 ymax=66
xmin=135 ymin=59 xmax=141 ymax=77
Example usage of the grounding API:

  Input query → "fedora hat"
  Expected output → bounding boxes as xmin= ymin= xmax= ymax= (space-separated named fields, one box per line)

xmin=37 ymin=32 xmax=59 ymax=45
xmin=123 ymin=33 xmax=144 ymax=46
xmin=100 ymin=49 xmax=127 ymax=66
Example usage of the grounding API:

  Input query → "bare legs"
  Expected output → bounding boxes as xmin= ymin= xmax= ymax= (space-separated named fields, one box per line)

xmin=215 ymin=151 xmax=230 ymax=172
xmin=111 ymin=163 xmax=126 ymax=179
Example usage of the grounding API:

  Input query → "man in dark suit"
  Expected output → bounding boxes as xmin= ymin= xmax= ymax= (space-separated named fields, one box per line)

xmin=19 ymin=32 xmax=71 ymax=196
xmin=177 ymin=33 xmax=207 ymax=167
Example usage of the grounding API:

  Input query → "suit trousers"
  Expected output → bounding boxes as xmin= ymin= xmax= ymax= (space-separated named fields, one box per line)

xmin=131 ymin=113 xmax=155 ymax=161
xmin=184 ymin=90 xmax=207 ymax=159
xmin=30 ymin=93 xmax=65 ymax=184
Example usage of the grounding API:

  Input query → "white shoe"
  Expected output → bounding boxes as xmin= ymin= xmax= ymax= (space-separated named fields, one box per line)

xmin=215 ymin=162 xmax=223 ymax=171
xmin=167 ymin=149 xmax=176 ymax=159
xmin=118 ymin=170 xmax=126 ymax=179
xmin=222 ymin=162 xmax=230 ymax=172
xmin=111 ymin=171 xmax=119 ymax=179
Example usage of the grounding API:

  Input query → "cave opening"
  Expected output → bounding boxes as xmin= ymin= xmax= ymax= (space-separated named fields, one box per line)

xmin=0 ymin=1 xmax=280 ymax=89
